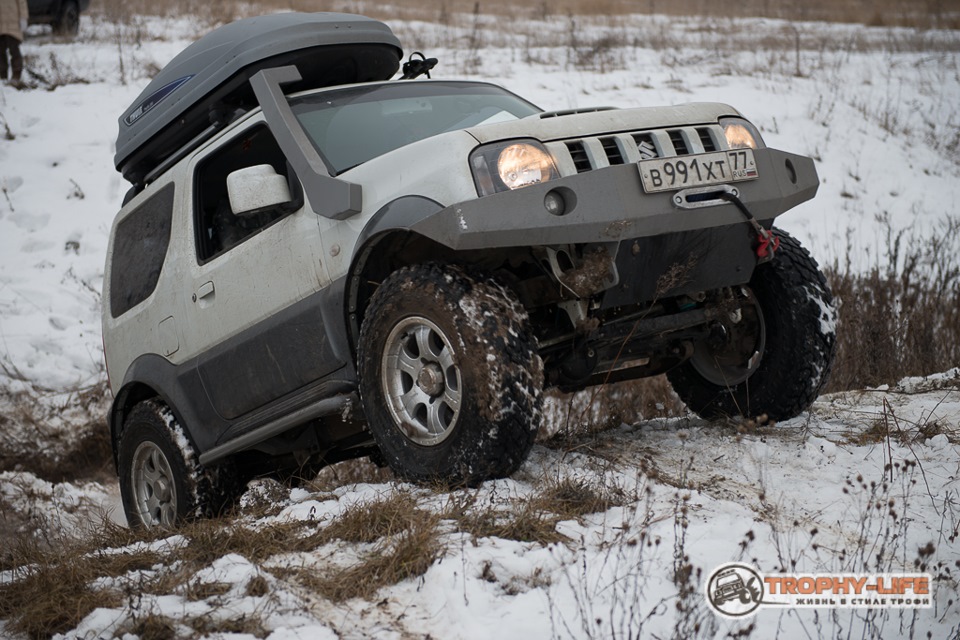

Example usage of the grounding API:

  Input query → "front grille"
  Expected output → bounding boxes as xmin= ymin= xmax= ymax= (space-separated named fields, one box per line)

xmin=600 ymin=137 xmax=624 ymax=165
xmin=697 ymin=127 xmax=717 ymax=152
xmin=668 ymin=130 xmax=689 ymax=155
xmin=565 ymin=140 xmax=592 ymax=173
xmin=554 ymin=124 xmax=725 ymax=174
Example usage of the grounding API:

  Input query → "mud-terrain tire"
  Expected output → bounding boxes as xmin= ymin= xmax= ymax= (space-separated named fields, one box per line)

xmin=667 ymin=229 xmax=836 ymax=421
xmin=118 ymin=400 xmax=239 ymax=528
xmin=358 ymin=264 xmax=544 ymax=485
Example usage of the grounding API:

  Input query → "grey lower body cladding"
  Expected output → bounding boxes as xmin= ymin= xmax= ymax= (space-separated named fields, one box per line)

xmin=109 ymin=278 xmax=358 ymax=466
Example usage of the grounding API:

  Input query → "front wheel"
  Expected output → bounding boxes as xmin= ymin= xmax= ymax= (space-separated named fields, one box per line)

xmin=667 ymin=229 xmax=837 ymax=421
xmin=358 ymin=264 xmax=544 ymax=485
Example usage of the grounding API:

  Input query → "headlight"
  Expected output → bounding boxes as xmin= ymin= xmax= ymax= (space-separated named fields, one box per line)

xmin=720 ymin=117 xmax=764 ymax=150
xmin=470 ymin=140 xmax=558 ymax=197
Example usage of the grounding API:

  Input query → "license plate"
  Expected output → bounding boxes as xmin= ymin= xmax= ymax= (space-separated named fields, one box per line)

xmin=639 ymin=149 xmax=759 ymax=193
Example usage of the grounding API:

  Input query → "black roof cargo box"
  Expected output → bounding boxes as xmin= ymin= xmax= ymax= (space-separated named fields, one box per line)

xmin=115 ymin=13 xmax=402 ymax=186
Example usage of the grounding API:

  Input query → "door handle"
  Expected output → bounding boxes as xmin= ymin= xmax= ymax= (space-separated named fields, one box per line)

xmin=194 ymin=281 xmax=215 ymax=302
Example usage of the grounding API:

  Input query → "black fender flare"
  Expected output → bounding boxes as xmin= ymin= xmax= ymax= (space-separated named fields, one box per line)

xmin=109 ymin=354 xmax=226 ymax=469
xmin=346 ymin=195 xmax=446 ymax=346
xmin=354 ymin=195 xmax=445 ymax=252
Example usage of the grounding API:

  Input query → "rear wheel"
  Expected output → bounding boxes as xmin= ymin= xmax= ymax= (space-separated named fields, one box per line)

xmin=358 ymin=264 xmax=543 ymax=484
xmin=667 ymin=230 xmax=836 ymax=421
xmin=117 ymin=400 xmax=238 ymax=528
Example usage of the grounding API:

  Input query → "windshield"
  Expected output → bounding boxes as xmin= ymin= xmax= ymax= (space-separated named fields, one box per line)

xmin=290 ymin=81 xmax=541 ymax=175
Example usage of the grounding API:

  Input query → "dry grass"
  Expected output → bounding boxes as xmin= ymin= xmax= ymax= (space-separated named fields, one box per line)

xmin=277 ymin=490 xmax=444 ymax=601
xmin=314 ymin=491 xmax=424 ymax=544
xmin=530 ymin=475 xmax=625 ymax=521
xmin=847 ymin=395 xmax=958 ymax=447
xmin=0 ymin=518 xmax=148 ymax=572
xmin=446 ymin=475 xmax=624 ymax=545
xmin=294 ymin=511 xmax=442 ymax=602
xmin=0 ymin=510 xmax=345 ymax=638
xmin=187 ymin=613 xmax=268 ymax=637
xmin=0 ymin=374 xmax=113 ymax=483
xmin=0 ymin=489 xmax=446 ymax=633
xmin=86 ymin=0 xmax=960 ymax=29
xmin=824 ymin=216 xmax=960 ymax=393
xmin=0 ymin=520 xmax=161 ymax=638
xmin=119 ymin=614 xmax=180 ymax=640
xmin=0 ymin=514 xmax=313 ymax=637
xmin=443 ymin=488 xmax=556 ymax=544
xmin=0 ymin=571 xmax=120 ymax=639
xmin=455 ymin=499 xmax=568 ymax=545
xmin=181 ymin=519 xmax=313 ymax=563
xmin=111 ymin=611 xmax=269 ymax=640
xmin=1 ymin=504 xmax=431 ymax=634
xmin=544 ymin=375 xmax=685 ymax=437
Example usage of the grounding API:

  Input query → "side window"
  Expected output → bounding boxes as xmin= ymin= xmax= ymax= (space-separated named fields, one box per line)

xmin=110 ymin=183 xmax=174 ymax=318
xmin=194 ymin=125 xmax=299 ymax=263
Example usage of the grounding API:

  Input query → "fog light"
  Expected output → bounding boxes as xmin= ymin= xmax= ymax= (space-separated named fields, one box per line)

xmin=544 ymin=190 xmax=566 ymax=216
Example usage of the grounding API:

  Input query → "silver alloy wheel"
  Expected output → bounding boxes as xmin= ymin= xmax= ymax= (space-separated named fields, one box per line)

xmin=691 ymin=288 xmax=766 ymax=387
xmin=130 ymin=440 xmax=177 ymax=527
xmin=381 ymin=316 xmax=462 ymax=446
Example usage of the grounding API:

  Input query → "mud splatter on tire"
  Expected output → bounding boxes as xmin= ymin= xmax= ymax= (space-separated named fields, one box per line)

xmin=358 ymin=264 xmax=543 ymax=485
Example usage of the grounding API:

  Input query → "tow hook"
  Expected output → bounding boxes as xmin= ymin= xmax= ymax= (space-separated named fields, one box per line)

xmin=719 ymin=191 xmax=780 ymax=263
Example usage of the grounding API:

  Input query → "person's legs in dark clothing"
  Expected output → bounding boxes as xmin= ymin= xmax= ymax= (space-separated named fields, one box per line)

xmin=9 ymin=36 xmax=22 ymax=82
xmin=0 ymin=35 xmax=10 ymax=81
xmin=0 ymin=35 xmax=22 ymax=82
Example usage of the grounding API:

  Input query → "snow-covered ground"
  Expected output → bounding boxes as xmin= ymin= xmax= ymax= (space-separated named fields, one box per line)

xmin=0 ymin=9 xmax=958 ymax=640
xmin=2 ymin=370 xmax=959 ymax=639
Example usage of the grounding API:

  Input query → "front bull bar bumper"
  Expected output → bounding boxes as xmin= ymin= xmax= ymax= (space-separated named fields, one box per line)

xmin=408 ymin=147 xmax=817 ymax=252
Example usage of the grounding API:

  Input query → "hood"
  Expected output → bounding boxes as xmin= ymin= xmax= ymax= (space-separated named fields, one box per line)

xmin=465 ymin=102 xmax=742 ymax=144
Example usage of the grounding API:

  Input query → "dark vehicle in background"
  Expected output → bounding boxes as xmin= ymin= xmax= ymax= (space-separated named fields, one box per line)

xmin=28 ymin=0 xmax=88 ymax=36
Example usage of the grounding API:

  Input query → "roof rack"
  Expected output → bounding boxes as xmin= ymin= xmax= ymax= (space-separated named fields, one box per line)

xmin=115 ymin=13 xmax=402 ymax=187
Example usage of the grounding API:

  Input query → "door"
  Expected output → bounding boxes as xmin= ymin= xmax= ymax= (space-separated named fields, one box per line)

xmin=181 ymin=123 xmax=343 ymax=422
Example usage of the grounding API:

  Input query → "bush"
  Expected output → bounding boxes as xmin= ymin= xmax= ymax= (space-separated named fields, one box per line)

xmin=824 ymin=216 xmax=960 ymax=392
xmin=0 ymin=372 xmax=112 ymax=483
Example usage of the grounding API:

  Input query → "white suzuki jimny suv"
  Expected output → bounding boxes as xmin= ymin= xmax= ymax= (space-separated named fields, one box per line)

xmin=103 ymin=13 xmax=836 ymax=528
